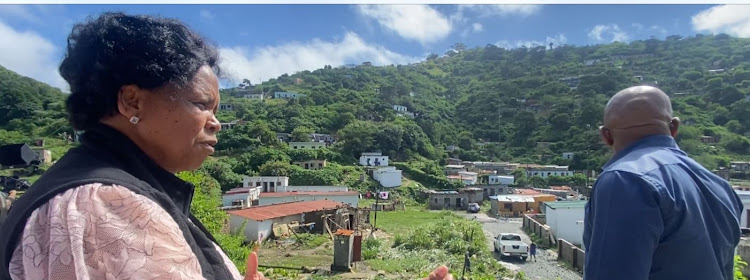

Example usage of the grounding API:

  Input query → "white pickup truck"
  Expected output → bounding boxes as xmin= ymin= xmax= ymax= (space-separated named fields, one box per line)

xmin=493 ymin=233 xmax=529 ymax=261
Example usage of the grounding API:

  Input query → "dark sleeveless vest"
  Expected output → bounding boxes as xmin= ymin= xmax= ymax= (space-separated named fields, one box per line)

xmin=0 ymin=124 xmax=233 ymax=279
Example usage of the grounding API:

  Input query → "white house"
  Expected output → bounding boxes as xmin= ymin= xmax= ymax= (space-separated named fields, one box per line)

xmin=258 ymin=191 xmax=359 ymax=207
xmin=243 ymin=176 xmax=289 ymax=192
xmin=360 ymin=152 xmax=389 ymax=167
xmin=445 ymin=145 xmax=459 ymax=152
xmin=489 ymin=175 xmax=514 ymax=185
xmin=444 ymin=165 xmax=466 ymax=175
xmin=526 ymin=165 xmax=574 ymax=178
xmin=274 ymin=91 xmax=306 ymax=99
xmin=222 ymin=186 xmax=262 ymax=207
xmin=392 ymin=105 xmax=408 ymax=112
xmin=373 ymin=166 xmax=402 ymax=188
xmin=228 ymin=200 xmax=345 ymax=242
xmin=284 ymin=185 xmax=349 ymax=192
xmin=288 ymin=142 xmax=327 ymax=150
xmin=243 ymin=93 xmax=264 ymax=100
xmin=448 ymin=171 xmax=478 ymax=185
xmin=562 ymin=152 xmax=575 ymax=160
xmin=544 ymin=201 xmax=586 ymax=246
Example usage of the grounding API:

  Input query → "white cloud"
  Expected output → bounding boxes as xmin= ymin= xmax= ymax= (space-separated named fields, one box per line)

xmin=200 ymin=9 xmax=215 ymax=21
xmin=472 ymin=22 xmax=483 ymax=33
xmin=496 ymin=33 xmax=567 ymax=49
xmin=218 ymin=31 xmax=420 ymax=84
xmin=588 ymin=24 xmax=629 ymax=43
xmin=632 ymin=23 xmax=667 ymax=36
xmin=455 ymin=4 xmax=541 ymax=22
xmin=0 ymin=20 xmax=66 ymax=91
xmin=692 ymin=5 xmax=750 ymax=38
xmin=356 ymin=5 xmax=452 ymax=45
xmin=0 ymin=5 xmax=41 ymax=23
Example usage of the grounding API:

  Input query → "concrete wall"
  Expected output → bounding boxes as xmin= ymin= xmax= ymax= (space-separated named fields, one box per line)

xmin=488 ymin=175 xmax=514 ymax=185
xmin=558 ymin=239 xmax=585 ymax=273
xmin=229 ymin=214 xmax=302 ymax=242
xmin=284 ymin=185 xmax=348 ymax=192
xmin=738 ymin=239 xmax=750 ymax=277
xmin=522 ymin=214 xmax=555 ymax=247
xmin=373 ymin=167 xmax=402 ymax=188
xmin=259 ymin=194 xmax=359 ymax=207
xmin=359 ymin=155 xmax=389 ymax=166
xmin=545 ymin=205 xmax=585 ymax=246
xmin=742 ymin=207 xmax=750 ymax=228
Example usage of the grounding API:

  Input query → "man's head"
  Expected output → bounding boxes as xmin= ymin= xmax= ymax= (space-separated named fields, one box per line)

xmin=600 ymin=86 xmax=679 ymax=152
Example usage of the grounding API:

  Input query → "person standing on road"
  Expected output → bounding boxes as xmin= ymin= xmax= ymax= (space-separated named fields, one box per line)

xmin=583 ymin=86 xmax=742 ymax=280
xmin=529 ymin=242 xmax=537 ymax=262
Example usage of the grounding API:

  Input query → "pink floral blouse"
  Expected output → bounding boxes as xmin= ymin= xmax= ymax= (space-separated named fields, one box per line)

xmin=8 ymin=183 xmax=243 ymax=280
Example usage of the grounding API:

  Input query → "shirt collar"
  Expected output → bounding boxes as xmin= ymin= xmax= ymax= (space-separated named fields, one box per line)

xmin=603 ymin=134 xmax=680 ymax=170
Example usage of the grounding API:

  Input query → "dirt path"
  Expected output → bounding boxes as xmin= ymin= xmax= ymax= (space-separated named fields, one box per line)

xmin=462 ymin=212 xmax=583 ymax=280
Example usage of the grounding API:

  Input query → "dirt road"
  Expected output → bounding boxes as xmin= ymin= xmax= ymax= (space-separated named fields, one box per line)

xmin=463 ymin=212 xmax=583 ymax=280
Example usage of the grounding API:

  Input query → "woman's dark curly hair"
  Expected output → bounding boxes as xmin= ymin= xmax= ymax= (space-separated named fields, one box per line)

xmin=60 ymin=12 xmax=220 ymax=130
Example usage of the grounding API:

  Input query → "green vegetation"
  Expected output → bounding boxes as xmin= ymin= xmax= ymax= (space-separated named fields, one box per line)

xmin=366 ymin=211 xmax=509 ymax=279
xmin=177 ymin=171 xmax=252 ymax=274
xmin=736 ymin=255 xmax=748 ymax=280
xmin=5 ymin=33 xmax=750 ymax=279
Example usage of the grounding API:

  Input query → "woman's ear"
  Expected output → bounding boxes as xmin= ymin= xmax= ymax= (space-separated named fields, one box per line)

xmin=117 ymin=85 xmax=143 ymax=119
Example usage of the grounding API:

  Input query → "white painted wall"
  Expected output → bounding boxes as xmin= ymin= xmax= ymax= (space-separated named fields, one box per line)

xmin=285 ymin=185 xmax=348 ymax=192
xmin=289 ymin=142 xmax=327 ymax=150
xmin=742 ymin=201 xmax=750 ymax=228
xmin=527 ymin=170 xmax=574 ymax=178
xmin=545 ymin=205 xmax=585 ymax=246
xmin=360 ymin=154 xmax=389 ymax=166
xmin=243 ymin=176 xmax=289 ymax=191
xmin=373 ymin=168 xmax=401 ymax=188
xmin=229 ymin=214 xmax=302 ymax=242
xmin=259 ymin=194 xmax=358 ymax=207
xmin=489 ymin=175 xmax=514 ymax=185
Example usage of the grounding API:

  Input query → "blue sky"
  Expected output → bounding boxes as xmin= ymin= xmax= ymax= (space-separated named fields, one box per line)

xmin=1 ymin=4 xmax=749 ymax=90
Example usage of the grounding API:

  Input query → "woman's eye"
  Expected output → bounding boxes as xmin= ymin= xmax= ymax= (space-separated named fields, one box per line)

xmin=193 ymin=102 xmax=207 ymax=110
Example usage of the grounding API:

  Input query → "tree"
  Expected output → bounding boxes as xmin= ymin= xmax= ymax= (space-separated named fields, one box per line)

xmin=259 ymin=161 xmax=293 ymax=176
xmin=290 ymin=126 xmax=314 ymax=142
xmin=529 ymin=176 xmax=548 ymax=188
xmin=233 ymin=147 xmax=291 ymax=174
xmin=457 ymin=131 xmax=474 ymax=150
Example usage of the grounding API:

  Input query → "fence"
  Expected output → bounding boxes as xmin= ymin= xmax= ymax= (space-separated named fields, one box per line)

xmin=522 ymin=214 xmax=555 ymax=247
xmin=558 ymin=239 xmax=585 ymax=273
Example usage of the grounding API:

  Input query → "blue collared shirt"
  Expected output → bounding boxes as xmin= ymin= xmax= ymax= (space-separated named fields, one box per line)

xmin=583 ymin=135 xmax=742 ymax=280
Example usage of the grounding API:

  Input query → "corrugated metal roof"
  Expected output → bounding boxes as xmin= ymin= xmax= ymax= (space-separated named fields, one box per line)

xmin=495 ymin=195 xmax=535 ymax=202
xmin=544 ymin=200 xmax=587 ymax=209
xmin=227 ymin=200 xmax=345 ymax=221
xmin=259 ymin=191 xmax=358 ymax=197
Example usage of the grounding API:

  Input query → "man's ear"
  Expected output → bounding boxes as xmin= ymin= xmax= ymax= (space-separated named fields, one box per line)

xmin=669 ymin=117 xmax=680 ymax=137
xmin=117 ymin=85 xmax=143 ymax=119
xmin=600 ymin=127 xmax=614 ymax=146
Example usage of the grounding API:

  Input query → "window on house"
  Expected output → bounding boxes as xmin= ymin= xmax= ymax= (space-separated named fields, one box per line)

xmin=444 ymin=198 xmax=450 ymax=205
xmin=434 ymin=198 xmax=438 ymax=204
xmin=504 ymin=203 xmax=513 ymax=210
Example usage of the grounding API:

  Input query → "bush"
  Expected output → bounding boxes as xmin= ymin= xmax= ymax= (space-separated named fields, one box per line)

xmin=178 ymin=171 xmax=252 ymax=274
xmin=363 ymin=237 xmax=383 ymax=260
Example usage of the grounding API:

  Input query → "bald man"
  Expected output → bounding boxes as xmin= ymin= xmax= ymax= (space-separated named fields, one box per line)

xmin=583 ymin=86 xmax=742 ymax=280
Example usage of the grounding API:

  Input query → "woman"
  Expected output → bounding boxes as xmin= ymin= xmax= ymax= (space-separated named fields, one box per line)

xmin=0 ymin=12 xmax=258 ymax=280
xmin=0 ymin=12 xmax=453 ymax=280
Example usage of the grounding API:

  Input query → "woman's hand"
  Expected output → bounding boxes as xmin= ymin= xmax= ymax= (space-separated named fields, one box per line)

xmin=244 ymin=252 xmax=267 ymax=280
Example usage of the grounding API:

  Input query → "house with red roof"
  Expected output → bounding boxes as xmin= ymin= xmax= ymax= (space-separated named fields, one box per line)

xmin=228 ymin=200 xmax=346 ymax=242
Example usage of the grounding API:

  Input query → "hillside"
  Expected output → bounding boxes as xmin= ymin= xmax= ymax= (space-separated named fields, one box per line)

xmin=218 ymin=34 xmax=750 ymax=172
xmin=2 ymin=34 xmax=750 ymax=189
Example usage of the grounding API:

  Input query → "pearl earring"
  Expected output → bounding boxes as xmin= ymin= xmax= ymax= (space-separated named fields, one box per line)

xmin=129 ymin=116 xmax=140 ymax=124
